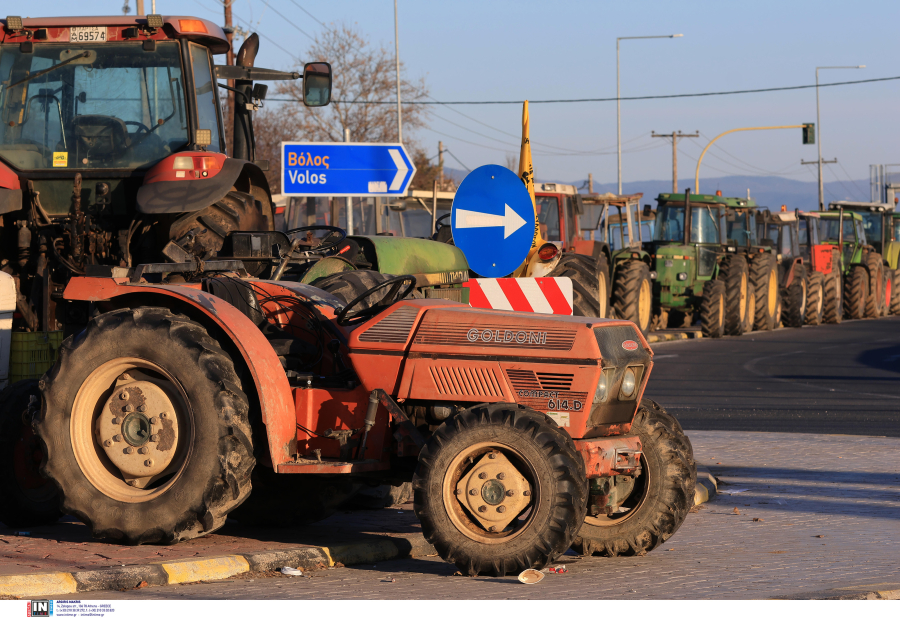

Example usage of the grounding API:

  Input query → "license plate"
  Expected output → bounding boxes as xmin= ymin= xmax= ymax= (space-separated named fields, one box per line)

xmin=70 ymin=27 xmax=108 ymax=43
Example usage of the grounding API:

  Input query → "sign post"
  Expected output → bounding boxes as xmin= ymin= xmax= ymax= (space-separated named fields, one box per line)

xmin=281 ymin=142 xmax=416 ymax=196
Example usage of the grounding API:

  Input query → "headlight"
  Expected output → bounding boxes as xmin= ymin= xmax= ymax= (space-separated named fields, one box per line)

xmin=620 ymin=368 xmax=637 ymax=398
xmin=676 ymin=272 xmax=688 ymax=281
xmin=593 ymin=369 xmax=611 ymax=404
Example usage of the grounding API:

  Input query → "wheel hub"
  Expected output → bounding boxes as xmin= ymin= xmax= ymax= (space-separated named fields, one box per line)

xmin=456 ymin=450 xmax=531 ymax=531
xmin=95 ymin=379 xmax=179 ymax=483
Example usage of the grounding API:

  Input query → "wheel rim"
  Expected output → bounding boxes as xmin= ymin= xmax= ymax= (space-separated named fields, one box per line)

xmin=747 ymin=289 xmax=756 ymax=328
xmin=71 ymin=358 xmax=192 ymax=503
xmin=767 ymin=269 xmax=777 ymax=314
xmin=638 ymin=279 xmax=651 ymax=330
xmin=738 ymin=273 xmax=748 ymax=321
xmin=442 ymin=442 xmax=537 ymax=544
xmin=583 ymin=454 xmax=650 ymax=527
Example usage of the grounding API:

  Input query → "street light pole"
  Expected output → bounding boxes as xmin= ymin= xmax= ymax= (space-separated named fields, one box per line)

xmin=815 ymin=65 xmax=864 ymax=211
xmin=394 ymin=0 xmax=403 ymax=143
xmin=617 ymin=34 xmax=682 ymax=195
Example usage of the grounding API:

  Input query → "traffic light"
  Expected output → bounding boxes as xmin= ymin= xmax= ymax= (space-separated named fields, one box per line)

xmin=802 ymin=123 xmax=815 ymax=145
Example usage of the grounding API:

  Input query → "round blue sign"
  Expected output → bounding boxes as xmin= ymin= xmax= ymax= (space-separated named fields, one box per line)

xmin=451 ymin=165 xmax=536 ymax=277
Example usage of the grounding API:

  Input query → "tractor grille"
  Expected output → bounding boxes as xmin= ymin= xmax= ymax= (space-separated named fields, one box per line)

xmin=505 ymin=369 xmax=541 ymax=390
xmin=358 ymin=306 xmax=420 ymax=343
xmin=505 ymin=369 xmax=574 ymax=391
xmin=430 ymin=365 xmax=504 ymax=398
xmin=424 ymin=287 xmax=465 ymax=302
xmin=535 ymin=372 xmax=574 ymax=390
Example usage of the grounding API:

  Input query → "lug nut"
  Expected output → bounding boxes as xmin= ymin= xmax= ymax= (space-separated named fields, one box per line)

xmin=144 ymin=459 xmax=153 ymax=467
xmin=478 ymin=505 xmax=486 ymax=513
xmin=160 ymin=412 xmax=167 ymax=419
xmin=454 ymin=489 xmax=461 ymax=495
xmin=124 ymin=404 xmax=134 ymax=413
xmin=119 ymin=373 xmax=131 ymax=381
xmin=138 ymin=405 xmax=147 ymax=413
xmin=469 ymin=489 xmax=477 ymax=496
xmin=506 ymin=490 xmax=514 ymax=497
xmin=127 ymin=480 xmax=137 ymax=486
xmin=150 ymin=435 xmax=159 ymax=442
xmin=150 ymin=417 xmax=158 ymax=425
xmin=124 ymin=446 xmax=134 ymax=454
xmin=488 ymin=453 xmax=496 ymax=459
xmin=497 ymin=506 xmax=506 ymax=513
xmin=120 ymin=391 xmax=129 ymax=400
xmin=488 ymin=526 xmax=495 ymax=532
xmin=497 ymin=472 xmax=505 ymax=480
xmin=523 ymin=490 xmax=531 ymax=496
xmin=113 ymin=435 xmax=122 ymax=442
xmin=111 ymin=417 xmax=120 ymax=425
xmin=478 ymin=472 xmax=487 ymax=480
xmin=103 ymin=440 xmax=112 ymax=448
xmin=138 ymin=447 xmax=149 ymax=454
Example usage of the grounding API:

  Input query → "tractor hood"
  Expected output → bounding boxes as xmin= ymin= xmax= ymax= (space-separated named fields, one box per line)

xmin=351 ymin=235 xmax=469 ymax=284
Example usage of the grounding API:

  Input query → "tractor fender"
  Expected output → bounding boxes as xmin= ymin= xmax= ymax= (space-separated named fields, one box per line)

xmin=0 ymin=160 xmax=22 ymax=215
xmin=783 ymin=257 xmax=803 ymax=289
xmin=137 ymin=157 xmax=272 ymax=215
xmin=62 ymin=278 xmax=296 ymax=468
xmin=572 ymin=239 xmax=611 ymax=271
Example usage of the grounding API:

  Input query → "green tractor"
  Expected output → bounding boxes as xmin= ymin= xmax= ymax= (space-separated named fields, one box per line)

xmin=889 ymin=212 xmax=900 ymax=314
xmin=827 ymin=201 xmax=895 ymax=317
xmin=649 ymin=189 xmax=759 ymax=338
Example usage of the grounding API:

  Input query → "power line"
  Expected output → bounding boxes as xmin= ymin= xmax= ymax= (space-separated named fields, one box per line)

xmin=287 ymin=0 xmax=330 ymax=29
xmin=268 ymin=75 xmax=900 ymax=105
xmin=443 ymin=149 xmax=470 ymax=172
xmin=261 ymin=1 xmax=316 ymax=41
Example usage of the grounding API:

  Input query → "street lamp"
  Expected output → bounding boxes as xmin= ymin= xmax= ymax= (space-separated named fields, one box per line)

xmin=815 ymin=65 xmax=864 ymax=210
xmin=617 ymin=34 xmax=682 ymax=195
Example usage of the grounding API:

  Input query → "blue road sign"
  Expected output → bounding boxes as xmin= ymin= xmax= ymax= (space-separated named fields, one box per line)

xmin=451 ymin=165 xmax=536 ymax=277
xmin=281 ymin=142 xmax=415 ymax=196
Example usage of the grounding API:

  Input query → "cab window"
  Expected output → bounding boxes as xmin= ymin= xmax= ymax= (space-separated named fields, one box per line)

xmin=536 ymin=196 xmax=560 ymax=241
xmin=189 ymin=43 xmax=221 ymax=152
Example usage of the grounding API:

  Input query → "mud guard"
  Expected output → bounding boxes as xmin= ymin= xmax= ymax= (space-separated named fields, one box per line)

xmin=63 ymin=278 xmax=295 ymax=468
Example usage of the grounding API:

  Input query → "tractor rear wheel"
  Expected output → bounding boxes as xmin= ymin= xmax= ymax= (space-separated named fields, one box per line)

xmin=547 ymin=253 xmax=607 ymax=318
xmin=805 ymin=271 xmax=825 ymax=325
xmin=573 ymin=399 xmax=695 ymax=557
xmin=0 ymin=380 xmax=61 ymax=528
xmin=721 ymin=255 xmax=750 ymax=336
xmin=823 ymin=269 xmax=843 ymax=324
xmin=413 ymin=404 xmax=586 ymax=576
xmin=751 ymin=253 xmax=778 ymax=331
xmin=699 ymin=279 xmax=725 ymax=338
xmin=611 ymin=260 xmax=652 ymax=336
xmin=782 ymin=265 xmax=807 ymax=328
xmin=844 ymin=265 xmax=868 ymax=320
xmin=890 ymin=269 xmax=900 ymax=315
xmin=36 ymin=307 xmax=255 ymax=544
xmin=864 ymin=252 xmax=885 ymax=318
xmin=168 ymin=190 xmax=271 ymax=260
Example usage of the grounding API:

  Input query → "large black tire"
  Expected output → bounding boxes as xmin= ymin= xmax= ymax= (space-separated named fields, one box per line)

xmin=231 ymin=467 xmax=359 ymax=526
xmin=823 ymin=269 xmax=843 ymax=324
xmin=611 ymin=260 xmax=652 ymax=337
xmin=890 ymin=268 xmax=900 ymax=316
xmin=743 ymin=283 xmax=756 ymax=334
xmin=720 ymin=255 xmax=750 ymax=336
xmin=751 ymin=253 xmax=778 ymax=331
xmin=782 ymin=264 xmax=807 ymax=328
xmin=844 ymin=265 xmax=868 ymax=320
xmin=168 ymin=190 xmax=271 ymax=260
xmin=413 ymin=404 xmax=586 ymax=576
xmin=573 ymin=399 xmax=695 ymax=557
xmin=36 ymin=307 xmax=255 ymax=544
xmin=0 ymin=380 xmax=61 ymax=527
xmin=547 ymin=253 xmax=607 ymax=318
xmin=805 ymin=271 xmax=825 ymax=326
xmin=314 ymin=269 xmax=421 ymax=308
xmin=699 ymin=279 xmax=725 ymax=338
xmin=864 ymin=251 xmax=885 ymax=318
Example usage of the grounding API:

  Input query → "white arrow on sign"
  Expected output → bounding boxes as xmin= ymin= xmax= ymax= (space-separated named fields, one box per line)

xmin=388 ymin=148 xmax=408 ymax=191
xmin=455 ymin=203 xmax=528 ymax=239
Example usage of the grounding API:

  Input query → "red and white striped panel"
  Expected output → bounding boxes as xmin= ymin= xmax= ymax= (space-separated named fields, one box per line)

xmin=464 ymin=278 xmax=573 ymax=315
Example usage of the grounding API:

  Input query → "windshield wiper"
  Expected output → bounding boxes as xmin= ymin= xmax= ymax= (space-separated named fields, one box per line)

xmin=6 ymin=52 xmax=91 ymax=90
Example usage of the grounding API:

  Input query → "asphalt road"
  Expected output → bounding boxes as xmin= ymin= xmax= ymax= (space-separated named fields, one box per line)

xmin=644 ymin=316 xmax=900 ymax=437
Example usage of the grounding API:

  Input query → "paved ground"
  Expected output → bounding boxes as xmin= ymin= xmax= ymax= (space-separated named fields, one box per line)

xmin=646 ymin=317 xmax=900 ymax=436
xmin=44 ymin=430 xmax=900 ymax=600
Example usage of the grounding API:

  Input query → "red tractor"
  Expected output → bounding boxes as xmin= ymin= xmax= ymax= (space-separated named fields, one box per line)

xmin=29 ymin=260 xmax=694 ymax=575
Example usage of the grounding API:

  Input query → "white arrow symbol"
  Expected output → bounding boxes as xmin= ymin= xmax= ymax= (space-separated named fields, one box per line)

xmin=388 ymin=148 xmax=408 ymax=191
xmin=455 ymin=203 xmax=528 ymax=239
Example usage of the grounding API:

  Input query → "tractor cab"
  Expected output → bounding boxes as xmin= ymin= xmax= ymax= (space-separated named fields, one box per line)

xmin=827 ymin=201 xmax=893 ymax=256
xmin=817 ymin=210 xmax=867 ymax=270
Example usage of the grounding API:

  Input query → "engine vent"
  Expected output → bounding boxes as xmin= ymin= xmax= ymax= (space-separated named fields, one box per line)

xmin=536 ymin=372 xmax=574 ymax=390
xmin=431 ymin=365 xmax=503 ymax=398
xmin=357 ymin=306 xmax=419 ymax=343
xmin=505 ymin=369 xmax=541 ymax=390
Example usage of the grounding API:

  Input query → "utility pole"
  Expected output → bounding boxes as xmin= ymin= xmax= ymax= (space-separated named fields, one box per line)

xmin=393 ymin=0 xmax=403 ymax=143
xmin=438 ymin=141 xmax=444 ymax=190
xmin=652 ymin=131 xmax=698 ymax=193
xmin=802 ymin=156 xmax=837 ymax=204
xmin=136 ymin=0 xmax=144 ymax=14
xmin=345 ymin=128 xmax=353 ymax=234
xmin=588 ymin=173 xmax=594 ymax=194
xmin=223 ymin=1 xmax=235 ymax=155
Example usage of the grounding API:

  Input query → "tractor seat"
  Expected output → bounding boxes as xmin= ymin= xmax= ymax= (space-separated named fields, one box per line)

xmin=73 ymin=115 xmax=131 ymax=161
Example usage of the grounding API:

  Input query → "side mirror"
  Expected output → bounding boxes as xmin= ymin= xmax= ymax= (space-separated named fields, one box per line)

xmin=252 ymin=83 xmax=268 ymax=101
xmin=303 ymin=62 xmax=332 ymax=107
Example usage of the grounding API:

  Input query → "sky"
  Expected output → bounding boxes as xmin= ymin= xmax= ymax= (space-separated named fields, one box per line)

xmin=18 ymin=1 xmax=900 ymax=195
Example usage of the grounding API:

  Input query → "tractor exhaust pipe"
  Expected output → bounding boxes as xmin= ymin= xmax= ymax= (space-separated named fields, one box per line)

xmin=683 ymin=187 xmax=692 ymax=246
xmin=232 ymin=34 xmax=259 ymax=161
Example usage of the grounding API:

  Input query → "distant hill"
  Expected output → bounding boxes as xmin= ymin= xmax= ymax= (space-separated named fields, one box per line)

xmin=442 ymin=168 xmax=872 ymax=211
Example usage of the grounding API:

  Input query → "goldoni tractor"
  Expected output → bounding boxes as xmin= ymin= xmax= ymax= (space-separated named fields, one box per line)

xmin=29 ymin=261 xmax=694 ymax=575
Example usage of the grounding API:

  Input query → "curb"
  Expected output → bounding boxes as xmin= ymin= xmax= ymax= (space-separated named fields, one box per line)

xmin=0 ymin=535 xmax=437 ymax=598
xmin=694 ymin=466 xmax=718 ymax=506
xmin=647 ymin=331 xmax=703 ymax=344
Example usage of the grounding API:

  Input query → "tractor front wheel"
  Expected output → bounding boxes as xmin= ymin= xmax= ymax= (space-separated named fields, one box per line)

xmin=721 ymin=255 xmax=750 ymax=336
xmin=573 ymin=399 xmax=695 ymax=557
xmin=823 ymin=269 xmax=843 ymax=324
xmin=782 ymin=265 xmax=807 ymax=328
xmin=699 ymin=279 xmax=725 ymax=338
xmin=36 ymin=307 xmax=255 ymax=544
xmin=864 ymin=252 xmax=884 ymax=318
xmin=413 ymin=404 xmax=586 ymax=576
xmin=805 ymin=271 xmax=825 ymax=326
xmin=611 ymin=260 xmax=653 ymax=336
xmin=890 ymin=269 xmax=900 ymax=316
xmin=751 ymin=254 xmax=778 ymax=331
xmin=844 ymin=265 xmax=868 ymax=320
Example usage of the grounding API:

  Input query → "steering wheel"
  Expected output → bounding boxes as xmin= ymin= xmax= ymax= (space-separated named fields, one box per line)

xmin=286 ymin=225 xmax=347 ymax=255
xmin=336 ymin=275 xmax=417 ymax=326
xmin=124 ymin=121 xmax=151 ymax=134
xmin=435 ymin=213 xmax=451 ymax=231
